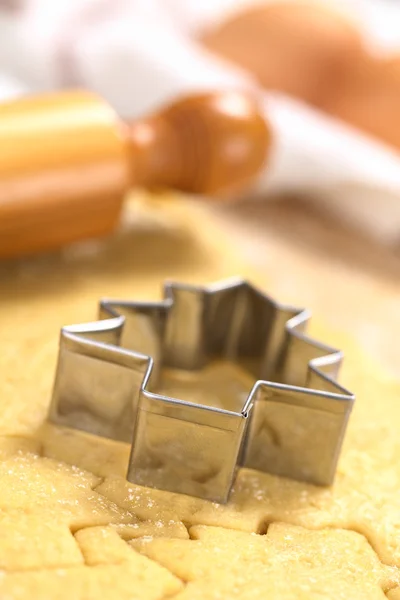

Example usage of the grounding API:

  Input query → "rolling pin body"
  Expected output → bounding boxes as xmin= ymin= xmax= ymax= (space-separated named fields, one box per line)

xmin=0 ymin=92 xmax=130 ymax=257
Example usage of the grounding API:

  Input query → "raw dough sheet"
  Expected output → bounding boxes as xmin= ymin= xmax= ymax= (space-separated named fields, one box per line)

xmin=0 ymin=195 xmax=399 ymax=599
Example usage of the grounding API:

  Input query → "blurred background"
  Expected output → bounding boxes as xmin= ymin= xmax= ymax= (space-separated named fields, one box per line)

xmin=0 ymin=0 xmax=400 ymax=375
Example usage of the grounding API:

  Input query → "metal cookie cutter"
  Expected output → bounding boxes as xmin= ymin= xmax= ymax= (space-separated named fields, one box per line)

xmin=49 ymin=278 xmax=355 ymax=503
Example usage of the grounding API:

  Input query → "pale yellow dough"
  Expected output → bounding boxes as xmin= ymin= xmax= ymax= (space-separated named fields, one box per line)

xmin=0 ymin=196 xmax=399 ymax=599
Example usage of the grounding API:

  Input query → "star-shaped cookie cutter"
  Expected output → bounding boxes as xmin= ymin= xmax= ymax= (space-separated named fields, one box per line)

xmin=49 ymin=278 xmax=354 ymax=503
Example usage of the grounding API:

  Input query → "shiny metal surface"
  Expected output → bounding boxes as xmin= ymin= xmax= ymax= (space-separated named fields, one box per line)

xmin=49 ymin=278 xmax=354 ymax=503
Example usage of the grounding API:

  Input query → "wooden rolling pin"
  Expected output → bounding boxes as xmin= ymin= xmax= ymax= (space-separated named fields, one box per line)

xmin=0 ymin=90 xmax=271 ymax=259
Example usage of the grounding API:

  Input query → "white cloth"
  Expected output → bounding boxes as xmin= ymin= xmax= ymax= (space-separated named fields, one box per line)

xmin=1 ymin=0 xmax=400 ymax=242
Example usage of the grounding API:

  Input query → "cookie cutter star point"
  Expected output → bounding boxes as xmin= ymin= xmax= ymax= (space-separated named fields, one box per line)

xmin=49 ymin=278 xmax=355 ymax=503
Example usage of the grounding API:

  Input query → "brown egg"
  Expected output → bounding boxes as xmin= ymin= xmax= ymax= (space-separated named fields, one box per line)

xmin=201 ymin=1 xmax=365 ymax=107
xmin=324 ymin=54 xmax=400 ymax=150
